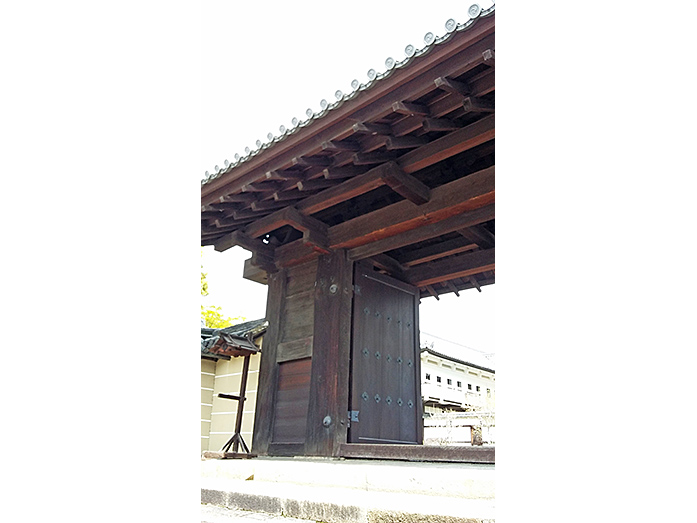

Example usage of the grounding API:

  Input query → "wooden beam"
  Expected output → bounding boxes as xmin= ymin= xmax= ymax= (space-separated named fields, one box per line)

xmin=321 ymin=140 xmax=361 ymax=152
xmin=369 ymin=253 xmax=406 ymax=278
xmin=351 ymin=121 xmax=392 ymax=135
xmin=296 ymin=178 xmax=336 ymax=192
xmin=406 ymin=248 xmax=495 ymax=287
xmin=352 ymin=151 xmax=399 ymax=165
xmin=322 ymin=165 xmax=370 ymax=180
xmin=392 ymin=101 xmax=430 ymax=116
xmin=458 ymin=224 xmax=495 ymax=249
xmin=482 ymin=48 xmax=495 ymax=68
xmin=434 ymin=76 xmax=470 ymax=96
xmin=291 ymin=156 xmax=333 ymax=167
xmin=445 ymin=280 xmax=461 ymax=297
xmin=296 ymin=162 xmax=391 ymax=215
xmin=332 ymin=165 xmax=495 ymax=250
xmin=213 ymin=229 xmax=275 ymax=259
xmin=379 ymin=162 xmax=431 ymax=205
xmin=468 ymin=275 xmax=482 ymax=292
xmin=385 ymin=135 xmax=428 ymax=150
xmin=422 ymin=117 xmax=461 ymax=133
xmin=399 ymin=238 xmax=478 ymax=267
xmin=347 ymin=203 xmax=495 ymax=261
xmin=398 ymin=114 xmax=495 ymax=174
xmin=425 ymin=285 xmax=440 ymax=300
xmin=462 ymin=97 xmax=495 ymax=114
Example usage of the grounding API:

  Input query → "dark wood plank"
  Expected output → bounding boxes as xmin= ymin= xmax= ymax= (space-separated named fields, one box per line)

xmin=458 ymin=224 xmax=495 ymax=249
xmin=305 ymin=250 xmax=353 ymax=456
xmin=272 ymin=358 xmax=312 ymax=444
xmin=276 ymin=336 xmax=314 ymax=363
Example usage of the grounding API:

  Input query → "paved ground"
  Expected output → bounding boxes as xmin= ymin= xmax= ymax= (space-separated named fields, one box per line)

xmin=202 ymin=503 xmax=317 ymax=523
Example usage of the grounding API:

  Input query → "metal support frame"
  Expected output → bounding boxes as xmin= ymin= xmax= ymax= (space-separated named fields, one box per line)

xmin=218 ymin=353 xmax=257 ymax=458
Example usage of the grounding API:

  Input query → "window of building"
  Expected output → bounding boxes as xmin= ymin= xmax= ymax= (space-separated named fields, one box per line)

xmin=457 ymin=381 xmax=462 ymax=388
xmin=447 ymin=378 xmax=452 ymax=385
xmin=467 ymin=384 xmax=472 ymax=390
xmin=487 ymin=388 xmax=491 ymax=397
xmin=426 ymin=373 xmax=431 ymax=380
xmin=436 ymin=376 xmax=441 ymax=383
xmin=476 ymin=385 xmax=481 ymax=392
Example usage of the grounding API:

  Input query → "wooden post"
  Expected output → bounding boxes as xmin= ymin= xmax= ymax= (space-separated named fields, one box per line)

xmin=305 ymin=249 xmax=354 ymax=456
xmin=251 ymin=269 xmax=286 ymax=455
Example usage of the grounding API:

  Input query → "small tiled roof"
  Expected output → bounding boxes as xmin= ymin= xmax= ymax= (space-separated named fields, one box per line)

xmin=201 ymin=318 xmax=268 ymax=360
xmin=420 ymin=347 xmax=495 ymax=374
xmin=200 ymin=3 xmax=495 ymax=185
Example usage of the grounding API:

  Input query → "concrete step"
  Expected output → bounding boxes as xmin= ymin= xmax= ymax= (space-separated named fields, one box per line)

xmin=201 ymin=456 xmax=495 ymax=499
xmin=201 ymin=457 xmax=495 ymax=523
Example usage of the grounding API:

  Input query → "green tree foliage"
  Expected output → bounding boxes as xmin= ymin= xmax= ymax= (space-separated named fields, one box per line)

xmin=201 ymin=306 xmax=245 ymax=329
xmin=201 ymin=250 xmax=209 ymax=296
xmin=200 ymin=250 xmax=245 ymax=328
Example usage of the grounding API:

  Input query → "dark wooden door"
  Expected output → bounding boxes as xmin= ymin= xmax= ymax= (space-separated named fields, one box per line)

xmin=348 ymin=264 xmax=422 ymax=444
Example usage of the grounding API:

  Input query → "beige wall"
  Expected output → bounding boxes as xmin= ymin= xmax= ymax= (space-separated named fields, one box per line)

xmin=201 ymin=341 xmax=262 ymax=453
xmin=201 ymin=359 xmax=216 ymax=452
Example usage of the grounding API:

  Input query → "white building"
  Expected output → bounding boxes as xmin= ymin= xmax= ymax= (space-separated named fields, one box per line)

xmin=420 ymin=347 xmax=495 ymax=445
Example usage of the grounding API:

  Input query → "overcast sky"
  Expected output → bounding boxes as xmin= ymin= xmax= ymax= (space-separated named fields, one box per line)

xmin=200 ymin=0 xmax=496 ymax=365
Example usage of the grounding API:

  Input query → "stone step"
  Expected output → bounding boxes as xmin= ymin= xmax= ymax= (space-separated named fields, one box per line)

xmin=201 ymin=477 xmax=495 ymax=523
xmin=201 ymin=456 xmax=495 ymax=500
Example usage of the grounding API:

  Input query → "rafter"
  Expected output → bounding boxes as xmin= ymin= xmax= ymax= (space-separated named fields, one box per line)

xmin=406 ymin=248 xmax=495 ymax=287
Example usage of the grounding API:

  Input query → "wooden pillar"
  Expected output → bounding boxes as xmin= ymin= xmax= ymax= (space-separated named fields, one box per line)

xmin=305 ymin=249 xmax=353 ymax=456
xmin=251 ymin=268 xmax=286 ymax=455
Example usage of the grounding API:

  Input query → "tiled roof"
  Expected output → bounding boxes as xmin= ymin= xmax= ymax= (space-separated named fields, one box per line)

xmin=420 ymin=347 xmax=495 ymax=374
xmin=201 ymin=3 xmax=495 ymax=185
xmin=201 ymin=318 xmax=268 ymax=359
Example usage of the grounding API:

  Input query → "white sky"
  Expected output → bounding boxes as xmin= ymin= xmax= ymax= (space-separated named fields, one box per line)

xmin=201 ymin=0 xmax=496 ymax=365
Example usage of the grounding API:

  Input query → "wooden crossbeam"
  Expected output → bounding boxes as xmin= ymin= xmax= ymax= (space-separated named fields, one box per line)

xmin=323 ymin=165 xmax=370 ymax=180
xmin=291 ymin=156 xmax=333 ymax=167
xmin=425 ymin=285 xmax=440 ymax=300
xmin=385 ymin=136 xmax=428 ymax=150
xmin=296 ymin=178 xmax=336 ymax=192
xmin=352 ymin=151 xmax=399 ymax=165
xmin=399 ymin=238 xmax=478 ymax=267
xmin=333 ymin=165 xmax=494 ymax=250
xmin=347 ymin=203 xmax=494 ymax=261
xmin=434 ymin=76 xmax=470 ymax=96
xmin=482 ymin=49 xmax=495 ymax=68
xmin=213 ymin=230 xmax=274 ymax=258
xmin=468 ymin=275 xmax=482 ymax=292
xmin=422 ymin=118 xmax=461 ymax=133
xmin=405 ymin=248 xmax=495 ymax=287
xmin=392 ymin=101 xmax=430 ymax=116
xmin=242 ymin=206 xmax=330 ymax=254
xmin=391 ymin=115 xmax=425 ymax=137
xmin=462 ymin=97 xmax=495 ymax=114
xmin=458 ymin=224 xmax=495 ymax=249
xmin=321 ymin=140 xmax=361 ymax=152
xmin=352 ymin=122 xmax=392 ymax=135
xmin=398 ymin=114 xmax=495 ymax=174
xmin=379 ymin=162 xmax=431 ymax=204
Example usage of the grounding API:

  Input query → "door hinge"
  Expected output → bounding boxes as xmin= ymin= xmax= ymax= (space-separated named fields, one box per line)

xmin=348 ymin=410 xmax=359 ymax=427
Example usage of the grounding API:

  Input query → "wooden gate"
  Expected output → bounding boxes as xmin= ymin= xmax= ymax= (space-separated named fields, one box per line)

xmin=348 ymin=264 xmax=423 ymax=444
